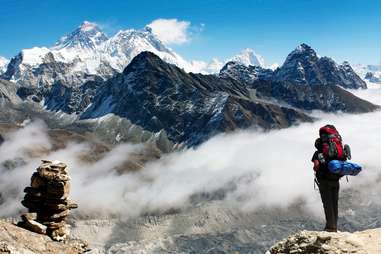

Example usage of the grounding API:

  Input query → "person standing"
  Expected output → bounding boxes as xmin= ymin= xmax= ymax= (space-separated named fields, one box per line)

xmin=311 ymin=125 xmax=346 ymax=232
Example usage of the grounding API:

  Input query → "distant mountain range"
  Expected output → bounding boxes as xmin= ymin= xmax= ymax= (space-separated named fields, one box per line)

xmin=0 ymin=22 xmax=378 ymax=148
xmin=0 ymin=21 xmax=271 ymax=89
xmin=354 ymin=64 xmax=381 ymax=84
xmin=221 ymin=44 xmax=367 ymax=89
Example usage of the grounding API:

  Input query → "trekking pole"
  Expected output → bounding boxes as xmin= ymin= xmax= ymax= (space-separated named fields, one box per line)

xmin=314 ymin=176 xmax=319 ymax=191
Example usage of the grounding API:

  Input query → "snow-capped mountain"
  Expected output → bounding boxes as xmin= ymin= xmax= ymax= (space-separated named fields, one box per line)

xmin=100 ymin=26 xmax=194 ymax=73
xmin=1 ymin=20 xmax=272 ymax=83
xmin=229 ymin=48 xmax=265 ymax=67
xmin=1 ymin=21 xmax=196 ymax=87
xmin=197 ymin=48 xmax=267 ymax=74
xmin=354 ymin=63 xmax=381 ymax=84
xmin=0 ymin=56 xmax=8 ymax=74
xmin=53 ymin=21 xmax=108 ymax=51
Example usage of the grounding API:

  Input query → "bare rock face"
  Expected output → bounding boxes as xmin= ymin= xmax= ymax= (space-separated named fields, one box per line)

xmin=19 ymin=160 xmax=78 ymax=242
xmin=267 ymin=229 xmax=381 ymax=254
xmin=0 ymin=220 xmax=87 ymax=253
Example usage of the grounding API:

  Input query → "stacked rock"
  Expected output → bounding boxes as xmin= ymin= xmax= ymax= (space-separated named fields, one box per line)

xmin=20 ymin=160 xmax=78 ymax=241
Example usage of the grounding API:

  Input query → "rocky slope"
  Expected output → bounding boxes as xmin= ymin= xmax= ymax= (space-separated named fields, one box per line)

xmin=0 ymin=220 xmax=87 ymax=253
xmin=250 ymin=79 xmax=378 ymax=113
xmin=68 ymin=185 xmax=381 ymax=254
xmin=0 ymin=78 xmax=175 ymax=153
xmin=220 ymin=61 xmax=274 ymax=84
xmin=267 ymin=229 xmax=381 ymax=254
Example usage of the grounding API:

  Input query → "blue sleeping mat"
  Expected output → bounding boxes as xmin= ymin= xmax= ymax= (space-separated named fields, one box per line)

xmin=328 ymin=160 xmax=362 ymax=176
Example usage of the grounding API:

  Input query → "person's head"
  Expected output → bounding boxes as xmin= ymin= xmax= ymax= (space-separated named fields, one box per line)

xmin=315 ymin=137 xmax=323 ymax=151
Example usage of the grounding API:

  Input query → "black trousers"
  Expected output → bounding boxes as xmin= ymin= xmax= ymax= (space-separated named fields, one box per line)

xmin=318 ymin=179 xmax=340 ymax=230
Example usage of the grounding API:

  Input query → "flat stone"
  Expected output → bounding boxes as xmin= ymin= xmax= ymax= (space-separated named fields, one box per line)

xmin=21 ymin=199 xmax=42 ymax=211
xmin=19 ymin=216 xmax=47 ymax=234
xmin=21 ymin=213 xmax=37 ymax=221
xmin=46 ymin=181 xmax=70 ymax=199
xmin=38 ymin=209 xmax=69 ymax=221
xmin=24 ymin=187 xmax=43 ymax=196
xmin=43 ymin=221 xmax=66 ymax=229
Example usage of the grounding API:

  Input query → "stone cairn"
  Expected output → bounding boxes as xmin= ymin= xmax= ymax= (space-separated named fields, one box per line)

xmin=19 ymin=160 xmax=78 ymax=241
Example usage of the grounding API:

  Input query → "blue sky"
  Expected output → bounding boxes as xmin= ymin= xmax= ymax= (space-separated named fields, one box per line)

xmin=0 ymin=0 xmax=380 ymax=65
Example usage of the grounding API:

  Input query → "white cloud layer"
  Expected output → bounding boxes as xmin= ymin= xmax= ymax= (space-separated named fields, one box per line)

xmin=0 ymin=84 xmax=381 ymax=219
xmin=147 ymin=18 xmax=191 ymax=45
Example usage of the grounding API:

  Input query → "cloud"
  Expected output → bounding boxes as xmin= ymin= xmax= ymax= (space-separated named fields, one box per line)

xmin=1 ymin=85 xmax=381 ymax=219
xmin=147 ymin=18 xmax=192 ymax=45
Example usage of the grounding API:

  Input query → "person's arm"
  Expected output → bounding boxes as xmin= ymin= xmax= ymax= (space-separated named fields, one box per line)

xmin=313 ymin=159 xmax=320 ymax=172
xmin=311 ymin=151 xmax=320 ymax=172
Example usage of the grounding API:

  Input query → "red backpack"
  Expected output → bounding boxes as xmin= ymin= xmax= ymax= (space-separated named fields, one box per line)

xmin=319 ymin=125 xmax=345 ymax=161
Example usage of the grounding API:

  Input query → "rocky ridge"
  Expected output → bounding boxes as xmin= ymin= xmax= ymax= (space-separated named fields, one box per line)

xmin=0 ymin=220 xmax=87 ymax=253
xmin=267 ymin=229 xmax=381 ymax=254
xmin=80 ymin=51 xmax=313 ymax=145
xmin=274 ymin=44 xmax=367 ymax=89
xmin=220 ymin=43 xmax=367 ymax=90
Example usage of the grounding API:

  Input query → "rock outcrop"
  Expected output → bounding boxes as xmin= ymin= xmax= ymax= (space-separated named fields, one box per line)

xmin=0 ymin=220 xmax=87 ymax=253
xmin=19 ymin=160 xmax=78 ymax=241
xmin=267 ymin=229 xmax=381 ymax=254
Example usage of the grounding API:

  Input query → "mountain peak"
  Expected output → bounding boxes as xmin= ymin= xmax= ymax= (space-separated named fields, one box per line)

xmin=230 ymin=48 xmax=265 ymax=67
xmin=123 ymin=51 xmax=168 ymax=74
xmin=288 ymin=43 xmax=317 ymax=57
xmin=52 ymin=21 xmax=108 ymax=51
xmin=79 ymin=21 xmax=99 ymax=32
xmin=296 ymin=43 xmax=313 ymax=51
xmin=281 ymin=43 xmax=319 ymax=67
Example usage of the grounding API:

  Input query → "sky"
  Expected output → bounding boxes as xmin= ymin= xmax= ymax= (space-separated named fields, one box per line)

xmin=0 ymin=0 xmax=380 ymax=66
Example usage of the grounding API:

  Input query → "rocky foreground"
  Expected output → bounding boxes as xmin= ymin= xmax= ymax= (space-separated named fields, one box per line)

xmin=2 ymin=219 xmax=381 ymax=254
xmin=267 ymin=229 xmax=381 ymax=254
xmin=0 ymin=220 xmax=87 ymax=253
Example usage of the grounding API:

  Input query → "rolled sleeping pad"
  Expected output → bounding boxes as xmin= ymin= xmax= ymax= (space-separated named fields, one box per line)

xmin=328 ymin=160 xmax=362 ymax=176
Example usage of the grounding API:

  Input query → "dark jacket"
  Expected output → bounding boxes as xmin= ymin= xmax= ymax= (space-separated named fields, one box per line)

xmin=311 ymin=150 xmax=341 ymax=181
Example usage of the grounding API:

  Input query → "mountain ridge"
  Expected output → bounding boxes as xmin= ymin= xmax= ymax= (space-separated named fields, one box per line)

xmin=80 ymin=51 xmax=313 ymax=145
xmin=220 ymin=43 xmax=367 ymax=90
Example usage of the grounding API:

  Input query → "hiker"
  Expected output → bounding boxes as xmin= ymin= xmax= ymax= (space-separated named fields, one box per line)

xmin=311 ymin=125 xmax=353 ymax=232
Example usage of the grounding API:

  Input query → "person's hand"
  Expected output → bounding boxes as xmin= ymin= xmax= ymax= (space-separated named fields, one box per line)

xmin=313 ymin=160 xmax=319 ymax=172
